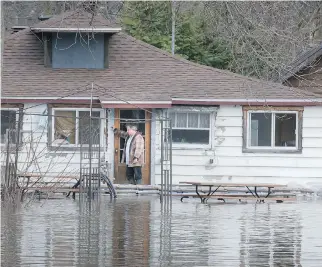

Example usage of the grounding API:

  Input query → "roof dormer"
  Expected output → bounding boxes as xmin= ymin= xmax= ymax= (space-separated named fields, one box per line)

xmin=31 ymin=9 xmax=121 ymax=69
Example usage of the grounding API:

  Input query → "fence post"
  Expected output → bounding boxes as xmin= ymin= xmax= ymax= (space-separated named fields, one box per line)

xmin=4 ymin=130 xmax=11 ymax=192
xmin=160 ymin=119 xmax=164 ymax=202
xmin=13 ymin=108 xmax=23 ymax=193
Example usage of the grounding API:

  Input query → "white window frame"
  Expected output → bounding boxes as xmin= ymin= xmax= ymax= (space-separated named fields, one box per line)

xmin=169 ymin=110 xmax=212 ymax=149
xmin=51 ymin=108 xmax=104 ymax=147
xmin=246 ymin=110 xmax=299 ymax=151
xmin=1 ymin=108 xmax=19 ymax=145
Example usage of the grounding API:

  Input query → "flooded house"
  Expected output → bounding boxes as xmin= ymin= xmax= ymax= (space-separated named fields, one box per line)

xmin=1 ymin=9 xmax=322 ymax=189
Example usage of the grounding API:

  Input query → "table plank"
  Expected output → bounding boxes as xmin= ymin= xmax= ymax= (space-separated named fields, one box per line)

xmin=179 ymin=181 xmax=287 ymax=188
xmin=18 ymin=173 xmax=78 ymax=179
xmin=180 ymin=195 xmax=295 ymax=199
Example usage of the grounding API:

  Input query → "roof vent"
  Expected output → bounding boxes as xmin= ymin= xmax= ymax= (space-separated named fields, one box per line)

xmin=38 ymin=15 xmax=52 ymax=21
xmin=11 ymin=26 xmax=29 ymax=34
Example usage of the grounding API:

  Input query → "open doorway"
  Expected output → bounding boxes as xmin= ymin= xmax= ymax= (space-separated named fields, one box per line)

xmin=113 ymin=109 xmax=151 ymax=184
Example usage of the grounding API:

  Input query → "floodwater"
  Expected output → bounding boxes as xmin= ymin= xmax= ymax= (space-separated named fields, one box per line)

xmin=1 ymin=196 xmax=322 ymax=267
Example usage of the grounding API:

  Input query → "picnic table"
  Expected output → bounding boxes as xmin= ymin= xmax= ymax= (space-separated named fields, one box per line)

xmin=17 ymin=173 xmax=78 ymax=189
xmin=179 ymin=181 xmax=292 ymax=203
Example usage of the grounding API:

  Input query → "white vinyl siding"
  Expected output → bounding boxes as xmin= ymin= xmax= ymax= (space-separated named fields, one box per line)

xmin=154 ymin=105 xmax=322 ymax=188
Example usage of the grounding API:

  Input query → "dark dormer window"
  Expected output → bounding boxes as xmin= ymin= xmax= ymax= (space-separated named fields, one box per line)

xmin=51 ymin=32 xmax=105 ymax=69
xmin=31 ymin=10 xmax=120 ymax=69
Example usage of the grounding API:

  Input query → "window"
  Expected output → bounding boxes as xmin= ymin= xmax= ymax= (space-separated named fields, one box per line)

xmin=52 ymin=33 xmax=105 ymax=69
xmin=52 ymin=109 xmax=102 ymax=147
xmin=169 ymin=112 xmax=211 ymax=145
xmin=1 ymin=110 xmax=18 ymax=144
xmin=245 ymin=110 xmax=301 ymax=152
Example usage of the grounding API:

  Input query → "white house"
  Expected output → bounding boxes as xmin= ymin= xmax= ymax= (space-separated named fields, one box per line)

xmin=2 ymin=9 xmax=322 ymax=190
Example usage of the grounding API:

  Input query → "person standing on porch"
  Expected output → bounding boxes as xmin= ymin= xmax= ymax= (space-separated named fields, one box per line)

xmin=113 ymin=125 xmax=145 ymax=184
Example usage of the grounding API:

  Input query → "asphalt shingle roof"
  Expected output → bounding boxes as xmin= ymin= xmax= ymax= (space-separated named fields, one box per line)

xmin=2 ymin=10 xmax=318 ymax=103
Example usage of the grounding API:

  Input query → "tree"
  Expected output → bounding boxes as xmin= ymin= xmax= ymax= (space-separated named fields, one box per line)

xmin=200 ymin=1 xmax=322 ymax=80
xmin=121 ymin=1 xmax=232 ymax=69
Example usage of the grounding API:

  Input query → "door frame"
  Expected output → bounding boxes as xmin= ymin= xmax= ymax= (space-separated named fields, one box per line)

xmin=113 ymin=109 xmax=151 ymax=184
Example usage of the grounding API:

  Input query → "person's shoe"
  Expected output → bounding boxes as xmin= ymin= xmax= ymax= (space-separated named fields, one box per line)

xmin=128 ymin=179 xmax=135 ymax=185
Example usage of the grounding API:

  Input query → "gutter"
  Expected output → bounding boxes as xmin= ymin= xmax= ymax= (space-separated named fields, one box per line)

xmin=2 ymin=97 xmax=322 ymax=107
xmin=171 ymin=98 xmax=322 ymax=106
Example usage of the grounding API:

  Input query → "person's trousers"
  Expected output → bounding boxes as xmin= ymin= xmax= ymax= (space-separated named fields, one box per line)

xmin=126 ymin=166 xmax=142 ymax=185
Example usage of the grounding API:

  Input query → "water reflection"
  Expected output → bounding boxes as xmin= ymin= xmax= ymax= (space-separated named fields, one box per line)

xmin=1 ymin=197 xmax=322 ymax=267
xmin=111 ymin=198 xmax=150 ymax=267
xmin=1 ymin=205 xmax=22 ymax=267
xmin=239 ymin=204 xmax=302 ymax=267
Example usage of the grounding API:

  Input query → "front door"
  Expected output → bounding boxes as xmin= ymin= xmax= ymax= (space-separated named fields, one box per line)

xmin=114 ymin=109 xmax=151 ymax=184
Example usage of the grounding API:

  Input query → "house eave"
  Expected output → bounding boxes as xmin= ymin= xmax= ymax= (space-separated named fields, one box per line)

xmin=3 ymin=97 xmax=322 ymax=107
xmin=101 ymin=101 xmax=172 ymax=108
xmin=171 ymin=98 xmax=322 ymax=106
xmin=1 ymin=97 xmax=101 ymax=105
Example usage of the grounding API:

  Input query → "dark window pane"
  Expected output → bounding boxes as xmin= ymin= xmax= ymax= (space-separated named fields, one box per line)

xmin=120 ymin=110 xmax=145 ymax=121
xmin=1 ymin=111 xmax=16 ymax=143
xmin=120 ymin=109 xmax=145 ymax=135
xmin=52 ymin=33 xmax=104 ymax=69
xmin=119 ymin=148 xmax=123 ymax=163
xmin=250 ymin=113 xmax=272 ymax=146
xmin=172 ymin=129 xmax=209 ymax=144
xmin=79 ymin=111 xmax=100 ymax=145
xmin=138 ymin=123 xmax=145 ymax=135
xmin=275 ymin=113 xmax=296 ymax=147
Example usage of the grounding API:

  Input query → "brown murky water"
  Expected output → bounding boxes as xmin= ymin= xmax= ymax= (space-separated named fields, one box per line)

xmin=1 ymin=196 xmax=322 ymax=267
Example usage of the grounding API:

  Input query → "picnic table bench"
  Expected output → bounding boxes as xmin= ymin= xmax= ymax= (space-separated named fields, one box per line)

xmin=17 ymin=173 xmax=78 ymax=184
xmin=179 ymin=181 xmax=295 ymax=203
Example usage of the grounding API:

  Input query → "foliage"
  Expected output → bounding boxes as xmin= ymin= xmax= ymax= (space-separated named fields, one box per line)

xmin=121 ymin=1 xmax=232 ymax=70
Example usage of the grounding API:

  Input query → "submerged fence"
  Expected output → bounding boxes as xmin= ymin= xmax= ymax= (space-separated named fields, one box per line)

xmin=1 ymin=108 xmax=172 ymax=204
xmin=160 ymin=118 xmax=173 ymax=206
